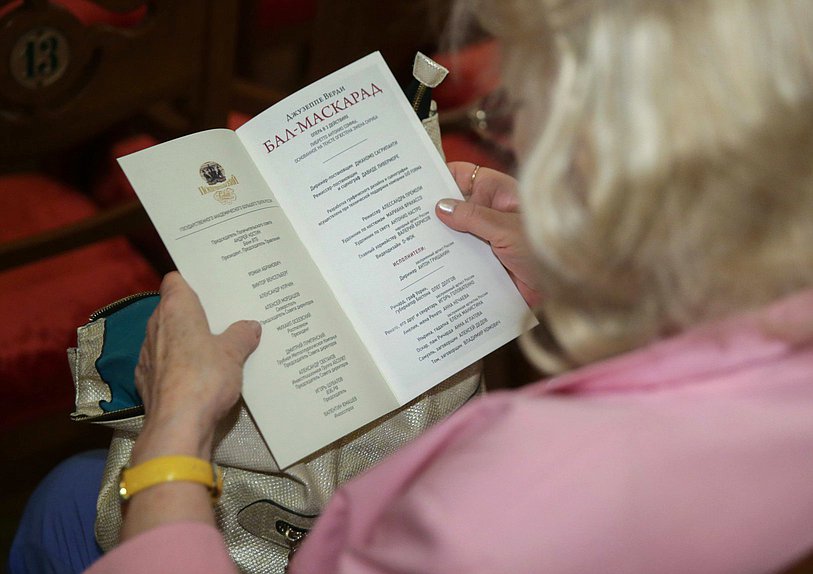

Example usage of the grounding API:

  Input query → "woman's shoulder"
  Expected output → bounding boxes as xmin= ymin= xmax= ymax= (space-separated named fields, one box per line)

xmin=293 ymin=344 xmax=813 ymax=573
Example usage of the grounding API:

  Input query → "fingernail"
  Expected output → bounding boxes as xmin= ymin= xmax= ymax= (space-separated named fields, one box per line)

xmin=249 ymin=320 xmax=262 ymax=337
xmin=437 ymin=199 xmax=458 ymax=214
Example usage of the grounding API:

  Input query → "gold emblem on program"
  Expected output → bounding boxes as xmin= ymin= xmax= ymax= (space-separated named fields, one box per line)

xmin=197 ymin=161 xmax=240 ymax=202
xmin=214 ymin=188 xmax=236 ymax=204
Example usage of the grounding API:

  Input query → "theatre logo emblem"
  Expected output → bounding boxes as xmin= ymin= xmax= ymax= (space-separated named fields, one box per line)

xmin=198 ymin=161 xmax=239 ymax=204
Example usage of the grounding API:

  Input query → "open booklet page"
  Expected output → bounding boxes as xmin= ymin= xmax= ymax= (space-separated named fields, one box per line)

xmin=237 ymin=52 xmax=531 ymax=403
xmin=119 ymin=52 xmax=533 ymax=467
xmin=118 ymin=129 xmax=401 ymax=468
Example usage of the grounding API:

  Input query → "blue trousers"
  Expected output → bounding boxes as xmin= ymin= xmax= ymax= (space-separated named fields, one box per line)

xmin=8 ymin=450 xmax=107 ymax=574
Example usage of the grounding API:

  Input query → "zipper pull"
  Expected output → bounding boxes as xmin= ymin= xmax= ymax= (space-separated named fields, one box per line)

xmin=278 ymin=520 xmax=309 ymax=567
xmin=404 ymin=52 xmax=448 ymax=120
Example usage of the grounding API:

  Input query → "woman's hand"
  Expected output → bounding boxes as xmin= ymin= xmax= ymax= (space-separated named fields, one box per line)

xmin=132 ymin=272 xmax=261 ymax=463
xmin=121 ymin=272 xmax=261 ymax=541
xmin=436 ymin=162 xmax=543 ymax=307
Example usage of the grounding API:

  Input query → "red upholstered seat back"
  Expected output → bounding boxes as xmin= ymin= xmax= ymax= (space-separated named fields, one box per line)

xmin=0 ymin=174 xmax=160 ymax=429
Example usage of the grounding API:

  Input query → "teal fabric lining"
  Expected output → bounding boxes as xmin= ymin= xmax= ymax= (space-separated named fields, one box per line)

xmin=95 ymin=296 xmax=158 ymax=412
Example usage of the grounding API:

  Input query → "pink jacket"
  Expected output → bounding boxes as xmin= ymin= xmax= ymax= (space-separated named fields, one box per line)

xmin=87 ymin=290 xmax=813 ymax=574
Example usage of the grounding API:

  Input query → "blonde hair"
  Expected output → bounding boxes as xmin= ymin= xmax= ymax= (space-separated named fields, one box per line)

xmin=456 ymin=0 xmax=813 ymax=370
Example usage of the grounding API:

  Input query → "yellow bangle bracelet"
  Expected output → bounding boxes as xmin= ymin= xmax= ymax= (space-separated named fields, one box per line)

xmin=118 ymin=455 xmax=223 ymax=503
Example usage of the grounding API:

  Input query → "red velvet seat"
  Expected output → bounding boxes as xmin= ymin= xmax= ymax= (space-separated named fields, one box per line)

xmin=0 ymin=174 xmax=160 ymax=430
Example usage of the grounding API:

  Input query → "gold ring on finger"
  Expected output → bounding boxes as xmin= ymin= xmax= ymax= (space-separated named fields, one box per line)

xmin=470 ymin=164 xmax=481 ymax=194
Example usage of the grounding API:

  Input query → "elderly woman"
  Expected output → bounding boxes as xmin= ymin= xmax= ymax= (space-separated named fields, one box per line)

xmin=11 ymin=0 xmax=813 ymax=572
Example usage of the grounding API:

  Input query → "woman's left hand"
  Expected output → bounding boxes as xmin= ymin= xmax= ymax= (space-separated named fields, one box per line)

xmin=437 ymin=162 xmax=544 ymax=307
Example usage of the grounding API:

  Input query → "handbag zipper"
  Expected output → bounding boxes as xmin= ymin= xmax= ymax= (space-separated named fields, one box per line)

xmin=88 ymin=291 xmax=160 ymax=322
xmin=411 ymin=83 xmax=428 ymax=113
xmin=73 ymin=404 xmax=145 ymax=422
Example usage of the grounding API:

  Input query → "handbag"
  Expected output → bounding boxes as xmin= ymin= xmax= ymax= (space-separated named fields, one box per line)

xmin=69 ymin=54 xmax=486 ymax=573
xmin=69 ymin=293 xmax=482 ymax=572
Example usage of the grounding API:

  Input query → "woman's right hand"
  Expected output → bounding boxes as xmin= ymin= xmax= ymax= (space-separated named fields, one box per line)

xmin=121 ymin=272 xmax=261 ymax=542
xmin=132 ymin=272 xmax=261 ymax=463
xmin=436 ymin=162 xmax=543 ymax=307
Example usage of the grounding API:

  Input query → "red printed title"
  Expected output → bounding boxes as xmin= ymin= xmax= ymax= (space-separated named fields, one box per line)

xmin=262 ymin=83 xmax=383 ymax=153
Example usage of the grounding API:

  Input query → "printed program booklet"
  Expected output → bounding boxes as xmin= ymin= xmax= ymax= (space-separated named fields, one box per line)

xmin=119 ymin=52 xmax=532 ymax=468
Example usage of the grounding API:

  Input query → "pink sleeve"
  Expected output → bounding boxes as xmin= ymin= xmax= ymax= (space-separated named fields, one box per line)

xmin=84 ymin=522 xmax=237 ymax=574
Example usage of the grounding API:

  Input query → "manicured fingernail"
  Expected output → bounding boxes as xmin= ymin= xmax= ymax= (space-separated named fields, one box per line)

xmin=437 ymin=199 xmax=458 ymax=214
